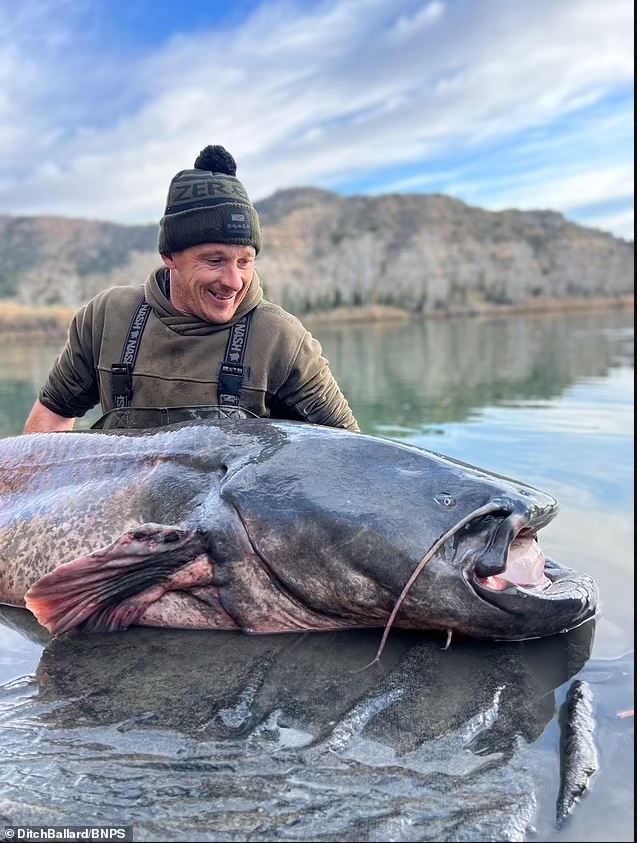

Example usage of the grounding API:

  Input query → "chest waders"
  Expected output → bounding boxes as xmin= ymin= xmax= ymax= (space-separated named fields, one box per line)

xmin=91 ymin=297 xmax=256 ymax=431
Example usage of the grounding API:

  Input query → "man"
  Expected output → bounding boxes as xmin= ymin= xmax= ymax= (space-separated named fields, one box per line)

xmin=23 ymin=145 xmax=359 ymax=433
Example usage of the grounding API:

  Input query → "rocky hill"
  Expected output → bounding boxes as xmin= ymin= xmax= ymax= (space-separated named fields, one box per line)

xmin=0 ymin=188 xmax=632 ymax=315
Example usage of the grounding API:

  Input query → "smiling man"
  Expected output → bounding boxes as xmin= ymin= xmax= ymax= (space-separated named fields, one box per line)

xmin=24 ymin=145 xmax=359 ymax=433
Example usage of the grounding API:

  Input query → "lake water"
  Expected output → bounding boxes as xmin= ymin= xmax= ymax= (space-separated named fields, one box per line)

xmin=0 ymin=308 xmax=633 ymax=842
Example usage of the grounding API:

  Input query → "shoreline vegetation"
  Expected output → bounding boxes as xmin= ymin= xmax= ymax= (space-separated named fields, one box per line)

xmin=302 ymin=294 xmax=635 ymax=325
xmin=0 ymin=294 xmax=633 ymax=340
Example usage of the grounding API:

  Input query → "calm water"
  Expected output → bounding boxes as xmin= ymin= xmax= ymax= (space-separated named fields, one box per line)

xmin=0 ymin=308 xmax=633 ymax=842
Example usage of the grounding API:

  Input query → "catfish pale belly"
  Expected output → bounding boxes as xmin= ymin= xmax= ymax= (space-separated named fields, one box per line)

xmin=0 ymin=419 xmax=598 ymax=641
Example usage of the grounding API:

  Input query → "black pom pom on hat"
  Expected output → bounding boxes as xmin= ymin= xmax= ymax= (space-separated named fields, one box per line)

xmin=194 ymin=145 xmax=237 ymax=175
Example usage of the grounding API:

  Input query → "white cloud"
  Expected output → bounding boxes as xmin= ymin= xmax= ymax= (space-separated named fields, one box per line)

xmin=0 ymin=0 xmax=633 ymax=237
xmin=442 ymin=162 xmax=634 ymax=217
xmin=572 ymin=207 xmax=634 ymax=240
xmin=390 ymin=1 xmax=446 ymax=39
xmin=496 ymin=164 xmax=633 ymax=213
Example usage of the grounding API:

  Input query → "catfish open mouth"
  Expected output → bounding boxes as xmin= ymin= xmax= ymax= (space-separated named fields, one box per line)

xmin=468 ymin=520 xmax=599 ymax=633
xmin=475 ymin=529 xmax=551 ymax=592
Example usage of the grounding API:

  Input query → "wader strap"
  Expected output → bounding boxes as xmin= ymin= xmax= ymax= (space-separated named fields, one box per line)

xmin=218 ymin=311 xmax=253 ymax=406
xmin=111 ymin=296 xmax=152 ymax=409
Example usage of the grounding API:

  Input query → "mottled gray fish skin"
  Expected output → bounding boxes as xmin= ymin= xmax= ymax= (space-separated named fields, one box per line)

xmin=0 ymin=419 xmax=598 ymax=639
xmin=556 ymin=679 xmax=599 ymax=827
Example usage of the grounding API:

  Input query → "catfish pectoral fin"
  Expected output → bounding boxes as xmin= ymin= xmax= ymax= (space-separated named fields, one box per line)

xmin=24 ymin=523 xmax=208 ymax=636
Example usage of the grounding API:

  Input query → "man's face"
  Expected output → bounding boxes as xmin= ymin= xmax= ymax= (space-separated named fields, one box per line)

xmin=162 ymin=243 xmax=256 ymax=323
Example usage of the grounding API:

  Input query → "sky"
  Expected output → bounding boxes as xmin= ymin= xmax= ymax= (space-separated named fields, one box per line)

xmin=0 ymin=0 xmax=633 ymax=239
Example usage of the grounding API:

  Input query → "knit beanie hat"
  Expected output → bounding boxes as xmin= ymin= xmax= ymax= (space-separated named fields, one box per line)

xmin=158 ymin=145 xmax=262 ymax=255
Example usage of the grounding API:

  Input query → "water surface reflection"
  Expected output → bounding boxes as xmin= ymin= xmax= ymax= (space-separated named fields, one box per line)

xmin=2 ymin=607 xmax=618 ymax=842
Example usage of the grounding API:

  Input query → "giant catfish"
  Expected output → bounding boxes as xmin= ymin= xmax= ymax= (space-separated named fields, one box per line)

xmin=0 ymin=419 xmax=598 ymax=646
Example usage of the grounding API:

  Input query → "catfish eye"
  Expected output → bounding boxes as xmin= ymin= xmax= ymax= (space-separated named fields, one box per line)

xmin=435 ymin=493 xmax=456 ymax=508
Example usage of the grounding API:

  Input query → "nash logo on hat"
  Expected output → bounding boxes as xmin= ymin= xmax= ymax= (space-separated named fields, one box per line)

xmin=223 ymin=210 xmax=252 ymax=237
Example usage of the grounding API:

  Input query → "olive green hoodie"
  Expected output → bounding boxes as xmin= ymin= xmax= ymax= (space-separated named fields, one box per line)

xmin=39 ymin=268 xmax=359 ymax=431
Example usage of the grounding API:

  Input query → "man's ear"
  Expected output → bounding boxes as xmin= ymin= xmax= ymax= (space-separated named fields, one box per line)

xmin=160 ymin=252 xmax=176 ymax=269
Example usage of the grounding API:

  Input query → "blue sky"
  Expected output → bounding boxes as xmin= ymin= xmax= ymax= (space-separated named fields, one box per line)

xmin=0 ymin=0 xmax=633 ymax=238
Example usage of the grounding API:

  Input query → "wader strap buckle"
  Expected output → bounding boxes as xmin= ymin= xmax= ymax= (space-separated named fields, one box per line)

xmin=218 ymin=364 xmax=244 ymax=406
xmin=111 ymin=363 xmax=133 ymax=409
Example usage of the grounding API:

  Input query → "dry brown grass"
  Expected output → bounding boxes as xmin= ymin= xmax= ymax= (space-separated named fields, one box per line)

xmin=0 ymin=294 xmax=632 ymax=338
xmin=0 ymin=301 xmax=73 ymax=339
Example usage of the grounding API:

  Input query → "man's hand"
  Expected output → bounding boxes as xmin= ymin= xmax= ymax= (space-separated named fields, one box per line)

xmin=24 ymin=400 xmax=76 ymax=433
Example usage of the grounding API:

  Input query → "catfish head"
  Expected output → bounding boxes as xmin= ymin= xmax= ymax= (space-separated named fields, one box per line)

xmin=222 ymin=421 xmax=599 ymax=641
